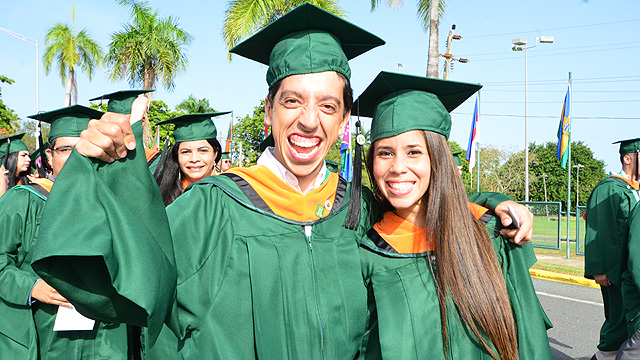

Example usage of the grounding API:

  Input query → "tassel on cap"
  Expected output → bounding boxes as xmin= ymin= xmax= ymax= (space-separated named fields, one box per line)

xmin=2 ymin=138 xmax=10 ymax=170
xmin=153 ymin=134 xmax=171 ymax=179
xmin=343 ymin=116 xmax=364 ymax=230
xmin=36 ymin=120 xmax=46 ymax=178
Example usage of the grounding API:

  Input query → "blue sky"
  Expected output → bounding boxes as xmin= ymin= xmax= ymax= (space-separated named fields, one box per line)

xmin=1 ymin=0 xmax=639 ymax=173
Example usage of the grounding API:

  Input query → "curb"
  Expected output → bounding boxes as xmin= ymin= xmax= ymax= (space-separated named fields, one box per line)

xmin=530 ymin=269 xmax=600 ymax=289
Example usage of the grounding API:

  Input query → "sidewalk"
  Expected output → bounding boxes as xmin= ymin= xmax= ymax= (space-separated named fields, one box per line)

xmin=531 ymin=249 xmax=599 ymax=289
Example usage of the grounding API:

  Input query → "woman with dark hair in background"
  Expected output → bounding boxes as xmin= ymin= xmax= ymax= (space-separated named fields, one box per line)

xmin=1 ymin=133 xmax=32 ymax=194
xmin=154 ymin=112 xmax=229 ymax=206
xmin=357 ymin=72 xmax=552 ymax=359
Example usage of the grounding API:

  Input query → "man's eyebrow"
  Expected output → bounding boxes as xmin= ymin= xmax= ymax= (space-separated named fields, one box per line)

xmin=318 ymin=95 xmax=341 ymax=106
xmin=278 ymin=89 xmax=304 ymax=100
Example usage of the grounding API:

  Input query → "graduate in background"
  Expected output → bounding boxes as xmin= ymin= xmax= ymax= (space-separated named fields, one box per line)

xmin=1 ymin=133 xmax=32 ymax=192
xmin=585 ymin=138 xmax=640 ymax=360
xmin=0 ymin=105 xmax=137 ymax=360
xmin=154 ymin=113 xmax=228 ymax=206
xmin=357 ymin=72 xmax=552 ymax=359
xmin=452 ymin=150 xmax=464 ymax=176
xmin=219 ymin=152 xmax=233 ymax=172
xmin=619 ymin=140 xmax=640 ymax=357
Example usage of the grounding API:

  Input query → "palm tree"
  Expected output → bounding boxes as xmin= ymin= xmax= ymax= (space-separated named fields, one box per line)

xmin=42 ymin=7 xmax=103 ymax=106
xmin=370 ymin=0 xmax=446 ymax=78
xmin=107 ymin=0 xmax=192 ymax=145
xmin=223 ymin=0 xmax=343 ymax=60
xmin=176 ymin=95 xmax=217 ymax=114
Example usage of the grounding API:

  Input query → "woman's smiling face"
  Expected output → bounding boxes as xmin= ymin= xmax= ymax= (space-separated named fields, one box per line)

xmin=373 ymin=130 xmax=431 ymax=225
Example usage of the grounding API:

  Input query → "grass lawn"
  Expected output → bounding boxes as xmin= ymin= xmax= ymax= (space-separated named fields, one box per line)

xmin=531 ymin=215 xmax=586 ymax=252
xmin=531 ymin=262 xmax=584 ymax=277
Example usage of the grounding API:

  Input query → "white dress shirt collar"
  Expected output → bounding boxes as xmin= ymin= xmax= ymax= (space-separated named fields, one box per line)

xmin=257 ymin=147 xmax=328 ymax=194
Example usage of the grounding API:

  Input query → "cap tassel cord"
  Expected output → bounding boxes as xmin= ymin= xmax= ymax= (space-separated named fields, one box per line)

xmin=2 ymin=138 xmax=11 ymax=171
xmin=343 ymin=113 xmax=363 ymax=230
xmin=153 ymin=135 xmax=171 ymax=179
xmin=36 ymin=120 xmax=46 ymax=178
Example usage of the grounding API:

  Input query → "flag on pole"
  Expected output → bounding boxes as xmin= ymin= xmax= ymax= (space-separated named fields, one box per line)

xmin=466 ymin=96 xmax=479 ymax=173
xmin=556 ymin=85 xmax=571 ymax=168
xmin=340 ymin=119 xmax=352 ymax=181
xmin=225 ymin=120 xmax=233 ymax=152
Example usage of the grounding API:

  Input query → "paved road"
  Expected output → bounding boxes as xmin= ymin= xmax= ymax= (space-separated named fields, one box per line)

xmin=533 ymin=277 xmax=604 ymax=359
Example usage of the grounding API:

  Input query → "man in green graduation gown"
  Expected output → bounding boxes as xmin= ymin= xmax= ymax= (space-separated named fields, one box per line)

xmin=31 ymin=4 xmax=534 ymax=360
xmin=619 ymin=146 xmax=640 ymax=357
xmin=585 ymin=138 xmax=640 ymax=360
xmin=0 ymin=105 xmax=136 ymax=359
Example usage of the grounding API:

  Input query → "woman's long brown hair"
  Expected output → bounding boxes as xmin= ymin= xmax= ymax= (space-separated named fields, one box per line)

xmin=366 ymin=131 xmax=518 ymax=360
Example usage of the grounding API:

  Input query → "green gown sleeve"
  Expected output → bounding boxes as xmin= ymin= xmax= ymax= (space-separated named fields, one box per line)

xmin=487 ymin=216 xmax=553 ymax=360
xmin=0 ymin=190 xmax=41 ymax=306
xmin=623 ymin=205 xmax=640 ymax=335
xmin=0 ymin=188 xmax=41 ymax=358
xmin=30 ymin=122 xmax=177 ymax=344
xmin=584 ymin=180 xmax=629 ymax=284
xmin=468 ymin=191 xmax=512 ymax=212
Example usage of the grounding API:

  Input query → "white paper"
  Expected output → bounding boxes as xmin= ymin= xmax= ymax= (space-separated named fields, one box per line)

xmin=53 ymin=305 xmax=96 ymax=331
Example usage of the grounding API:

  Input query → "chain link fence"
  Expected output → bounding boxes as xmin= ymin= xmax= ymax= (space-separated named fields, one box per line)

xmin=518 ymin=201 xmax=563 ymax=250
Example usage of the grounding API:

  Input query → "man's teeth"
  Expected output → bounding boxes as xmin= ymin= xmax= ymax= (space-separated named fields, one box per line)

xmin=388 ymin=182 xmax=413 ymax=191
xmin=290 ymin=136 xmax=319 ymax=148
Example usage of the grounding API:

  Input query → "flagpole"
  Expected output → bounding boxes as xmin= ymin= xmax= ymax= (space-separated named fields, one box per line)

xmin=565 ymin=72 xmax=572 ymax=259
xmin=477 ymin=90 xmax=481 ymax=192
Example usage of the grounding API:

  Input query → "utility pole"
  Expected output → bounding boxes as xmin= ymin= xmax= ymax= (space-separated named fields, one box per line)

xmin=539 ymin=173 xmax=550 ymax=220
xmin=441 ymin=25 xmax=468 ymax=80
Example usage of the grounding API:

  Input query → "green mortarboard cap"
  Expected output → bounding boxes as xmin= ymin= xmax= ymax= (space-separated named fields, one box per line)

xmin=89 ymin=90 xmax=154 ymax=114
xmin=452 ymin=150 xmax=463 ymax=166
xmin=157 ymin=112 xmax=230 ymax=143
xmin=613 ymin=138 xmax=640 ymax=155
xmin=355 ymin=71 xmax=482 ymax=142
xmin=27 ymin=105 xmax=104 ymax=142
xmin=325 ymin=159 xmax=340 ymax=173
xmin=0 ymin=133 xmax=29 ymax=159
xmin=229 ymin=3 xmax=385 ymax=88
xmin=221 ymin=152 xmax=230 ymax=160
xmin=259 ymin=133 xmax=274 ymax=152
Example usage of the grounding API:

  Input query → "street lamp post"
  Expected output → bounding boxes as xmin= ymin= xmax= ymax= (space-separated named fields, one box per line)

xmin=0 ymin=27 xmax=39 ymax=112
xmin=511 ymin=36 xmax=553 ymax=201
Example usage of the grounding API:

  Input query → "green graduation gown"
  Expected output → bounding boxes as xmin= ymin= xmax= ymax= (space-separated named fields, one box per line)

xmin=621 ymin=192 xmax=640 ymax=337
xmin=359 ymin=210 xmax=552 ymax=359
xmin=0 ymin=183 xmax=129 ymax=360
xmin=29 ymin=121 xmax=514 ymax=359
xmin=585 ymin=175 xmax=640 ymax=351
xmin=31 ymin=122 xmax=177 ymax=349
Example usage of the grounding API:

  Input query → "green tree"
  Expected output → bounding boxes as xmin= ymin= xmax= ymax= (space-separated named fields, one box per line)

xmin=370 ymin=0 xmax=446 ymax=77
xmin=231 ymin=100 xmax=266 ymax=166
xmin=107 ymin=0 xmax=193 ymax=145
xmin=529 ymin=141 xmax=606 ymax=211
xmin=0 ymin=76 xmax=18 ymax=132
xmin=223 ymin=0 xmax=343 ymax=59
xmin=176 ymin=95 xmax=216 ymax=114
xmin=42 ymin=7 xmax=103 ymax=106
xmin=11 ymin=119 xmax=50 ymax=151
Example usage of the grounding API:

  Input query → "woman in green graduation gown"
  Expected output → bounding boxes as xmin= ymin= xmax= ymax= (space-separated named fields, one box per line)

xmin=146 ymin=112 xmax=228 ymax=359
xmin=1 ymin=133 xmax=32 ymax=193
xmin=357 ymin=72 xmax=552 ymax=359
xmin=154 ymin=112 xmax=228 ymax=206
